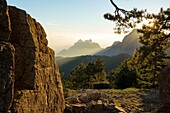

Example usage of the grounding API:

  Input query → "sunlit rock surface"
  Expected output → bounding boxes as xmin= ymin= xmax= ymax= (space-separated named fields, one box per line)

xmin=0 ymin=1 xmax=65 ymax=112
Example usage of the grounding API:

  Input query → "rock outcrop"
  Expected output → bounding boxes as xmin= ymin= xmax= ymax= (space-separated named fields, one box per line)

xmin=0 ymin=0 xmax=11 ymax=41
xmin=157 ymin=65 xmax=170 ymax=112
xmin=0 ymin=1 xmax=65 ymax=113
xmin=64 ymin=90 xmax=126 ymax=113
xmin=0 ymin=42 xmax=15 ymax=113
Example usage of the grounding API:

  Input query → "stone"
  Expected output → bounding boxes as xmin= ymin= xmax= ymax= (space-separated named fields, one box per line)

xmin=0 ymin=2 xmax=65 ymax=112
xmin=71 ymin=103 xmax=87 ymax=108
xmin=101 ymin=98 xmax=109 ymax=104
xmin=107 ymin=103 xmax=115 ymax=110
xmin=115 ymin=106 xmax=127 ymax=113
xmin=64 ymin=90 xmax=128 ymax=113
xmin=0 ymin=0 xmax=11 ymax=41
xmin=0 ymin=42 xmax=15 ymax=113
xmin=86 ymin=90 xmax=101 ymax=101
xmin=71 ymin=104 xmax=87 ymax=113
xmin=79 ymin=93 xmax=88 ymax=103
xmin=158 ymin=64 xmax=170 ymax=112
xmin=87 ymin=100 xmax=96 ymax=109
xmin=79 ymin=90 xmax=101 ymax=103
xmin=93 ymin=100 xmax=104 ymax=110
xmin=65 ymin=96 xmax=81 ymax=104
xmin=7 ymin=6 xmax=65 ymax=113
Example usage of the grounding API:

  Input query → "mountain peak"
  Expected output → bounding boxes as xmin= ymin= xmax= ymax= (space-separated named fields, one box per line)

xmin=96 ymin=29 xmax=142 ymax=56
xmin=112 ymin=41 xmax=121 ymax=46
xmin=75 ymin=39 xmax=93 ymax=44
xmin=77 ymin=39 xmax=83 ymax=43
xmin=58 ymin=39 xmax=102 ymax=57
xmin=84 ymin=39 xmax=92 ymax=43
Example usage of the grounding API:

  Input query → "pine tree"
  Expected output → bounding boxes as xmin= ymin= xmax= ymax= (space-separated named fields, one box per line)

xmin=109 ymin=60 xmax=138 ymax=89
xmin=94 ymin=59 xmax=107 ymax=82
xmin=104 ymin=1 xmax=170 ymax=88
xmin=64 ymin=62 xmax=87 ymax=89
xmin=128 ymin=9 xmax=170 ymax=87
xmin=64 ymin=59 xmax=108 ymax=89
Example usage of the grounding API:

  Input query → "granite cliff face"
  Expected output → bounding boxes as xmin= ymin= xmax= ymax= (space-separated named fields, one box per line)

xmin=0 ymin=1 xmax=65 ymax=113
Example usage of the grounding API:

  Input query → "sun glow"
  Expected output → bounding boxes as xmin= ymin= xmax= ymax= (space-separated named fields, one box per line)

xmin=148 ymin=21 xmax=155 ymax=28
xmin=136 ymin=19 xmax=154 ymax=28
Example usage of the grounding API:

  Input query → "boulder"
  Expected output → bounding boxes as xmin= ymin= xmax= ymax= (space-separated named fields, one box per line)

xmin=0 ymin=1 xmax=65 ymax=112
xmin=79 ymin=90 xmax=101 ymax=103
xmin=65 ymin=96 xmax=81 ymax=104
xmin=8 ymin=6 xmax=65 ymax=113
xmin=158 ymin=64 xmax=170 ymax=112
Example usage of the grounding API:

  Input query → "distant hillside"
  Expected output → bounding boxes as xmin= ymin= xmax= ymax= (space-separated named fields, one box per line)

xmin=95 ymin=29 xmax=170 ymax=56
xmin=96 ymin=29 xmax=142 ymax=56
xmin=56 ymin=54 xmax=131 ymax=79
xmin=57 ymin=39 xmax=103 ymax=57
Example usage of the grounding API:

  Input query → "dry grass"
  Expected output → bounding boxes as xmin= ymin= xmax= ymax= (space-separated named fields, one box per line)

xmin=101 ymin=88 xmax=160 ymax=112
xmin=64 ymin=88 xmax=160 ymax=112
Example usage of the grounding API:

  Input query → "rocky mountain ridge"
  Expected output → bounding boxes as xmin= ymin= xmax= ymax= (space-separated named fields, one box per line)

xmin=57 ymin=29 xmax=142 ymax=57
xmin=57 ymin=29 xmax=170 ymax=57
xmin=96 ymin=29 xmax=142 ymax=56
xmin=58 ymin=39 xmax=103 ymax=57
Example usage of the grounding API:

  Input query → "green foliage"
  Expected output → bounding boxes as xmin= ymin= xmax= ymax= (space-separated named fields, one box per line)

xmin=56 ymin=54 xmax=130 ymax=79
xmin=64 ymin=59 xmax=108 ymax=89
xmin=137 ymin=80 xmax=153 ymax=89
xmin=92 ymin=82 xmax=110 ymax=89
xmin=64 ymin=62 xmax=88 ymax=89
xmin=105 ymin=1 xmax=170 ymax=88
xmin=128 ymin=9 xmax=170 ymax=88
xmin=109 ymin=60 xmax=138 ymax=89
xmin=104 ymin=0 xmax=149 ymax=34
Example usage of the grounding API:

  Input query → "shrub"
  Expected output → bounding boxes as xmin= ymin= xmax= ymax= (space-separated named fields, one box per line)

xmin=92 ymin=82 xmax=110 ymax=89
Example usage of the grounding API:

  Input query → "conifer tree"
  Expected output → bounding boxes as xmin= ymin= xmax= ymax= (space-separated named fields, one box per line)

xmin=105 ymin=0 xmax=170 ymax=88
xmin=64 ymin=62 xmax=87 ymax=89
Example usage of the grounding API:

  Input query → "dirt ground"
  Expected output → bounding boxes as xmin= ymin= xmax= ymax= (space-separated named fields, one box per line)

xmin=64 ymin=88 xmax=160 ymax=113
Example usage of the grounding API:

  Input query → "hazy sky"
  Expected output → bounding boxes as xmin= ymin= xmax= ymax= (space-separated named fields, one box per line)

xmin=7 ymin=0 xmax=170 ymax=54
